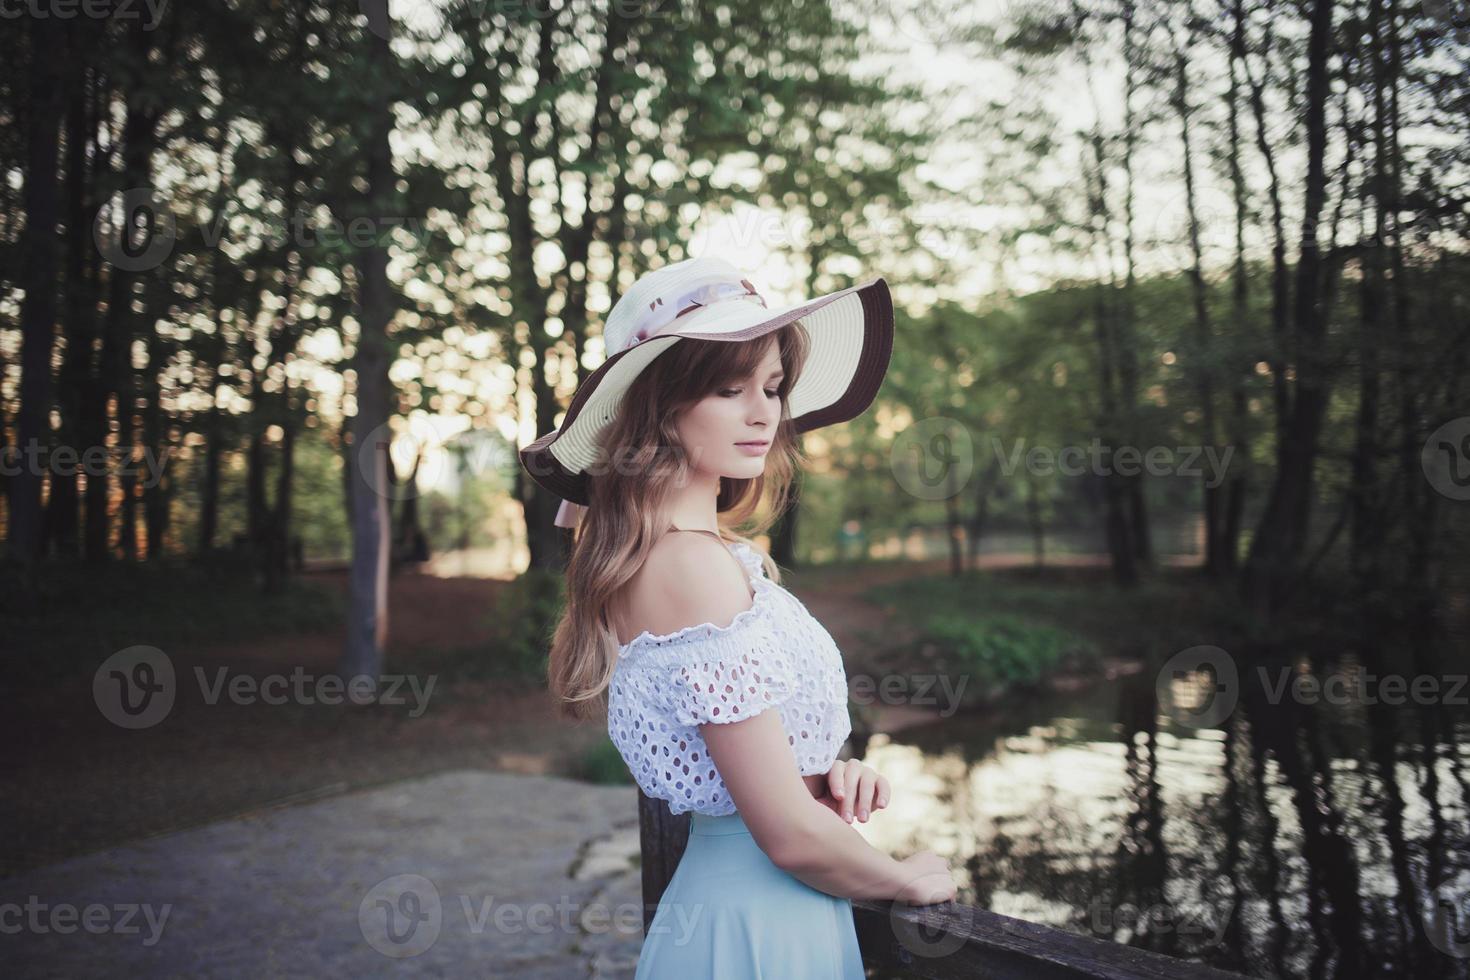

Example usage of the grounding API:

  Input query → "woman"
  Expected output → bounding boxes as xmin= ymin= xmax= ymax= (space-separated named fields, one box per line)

xmin=520 ymin=256 xmax=957 ymax=978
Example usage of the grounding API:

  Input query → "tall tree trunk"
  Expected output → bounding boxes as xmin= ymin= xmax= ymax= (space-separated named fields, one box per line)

xmin=199 ymin=412 xmax=222 ymax=555
xmin=79 ymin=65 xmax=111 ymax=563
xmin=48 ymin=48 xmax=96 ymax=559
xmin=1081 ymin=122 xmax=1137 ymax=587
xmin=1173 ymin=36 xmax=1223 ymax=577
xmin=1220 ymin=0 xmax=1253 ymax=576
xmin=966 ymin=458 xmax=1000 ymax=571
xmin=94 ymin=30 xmax=162 ymax=563
xmin=1025 ymin=474 xmax=1046 ymax=567
xmin=263 ymin=421 xmax=294 ymax=593
xmin=342 ymin=3 xmax=396 ymax=682
xmin=770 ymin=472 xmax=800 ymax=569
xmin=1117 ymin=0 xmax=1153 ymax=568
xmin=142 ymin=277 xmax=170 ymax=559
xmin=1350 ymin=0 xmax=1392 ymax=598
xmin=1242 ymin=0 xmax=1336 ymax=614
xmin=1092 ymin=284 xmax=1137 ymax=586
xmin=10 ymin=18 xmax=65 ymax=566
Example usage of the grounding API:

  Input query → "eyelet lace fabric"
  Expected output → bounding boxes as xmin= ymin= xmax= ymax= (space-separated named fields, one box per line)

xmin=607 ymin=541 xmax=853 ymax=816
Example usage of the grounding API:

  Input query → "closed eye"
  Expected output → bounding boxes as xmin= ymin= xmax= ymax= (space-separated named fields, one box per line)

xmin=719 ymin=388 xmax=782 ymax=399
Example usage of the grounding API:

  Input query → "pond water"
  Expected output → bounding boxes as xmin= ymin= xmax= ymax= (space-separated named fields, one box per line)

xmin=851 ymin=637 xmax=1470 ymax=979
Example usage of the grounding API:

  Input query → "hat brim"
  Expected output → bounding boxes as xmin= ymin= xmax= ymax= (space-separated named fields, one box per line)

xmin=520 ymin=276 xmax=894 ymax=507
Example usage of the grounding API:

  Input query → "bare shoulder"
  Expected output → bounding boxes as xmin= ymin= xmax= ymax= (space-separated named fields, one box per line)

xmin=620 ymin=534 xmax=754 ymax=642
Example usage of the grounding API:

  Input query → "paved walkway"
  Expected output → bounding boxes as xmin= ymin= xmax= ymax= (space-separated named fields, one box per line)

xmin=3 ymin=771 xmax=647 ymax=978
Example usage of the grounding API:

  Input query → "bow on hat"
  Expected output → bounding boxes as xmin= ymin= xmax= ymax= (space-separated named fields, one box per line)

xmin=552 ymin=275 xmax=768 ymax=529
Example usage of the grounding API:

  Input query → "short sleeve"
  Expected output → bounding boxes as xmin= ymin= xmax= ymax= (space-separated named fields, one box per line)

xmin=659 ymin=616 xmax=797 ymax=727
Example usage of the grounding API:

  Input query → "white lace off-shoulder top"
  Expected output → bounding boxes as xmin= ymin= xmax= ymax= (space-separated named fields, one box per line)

xmin=606 ymin=538 xmax=853 ymax=816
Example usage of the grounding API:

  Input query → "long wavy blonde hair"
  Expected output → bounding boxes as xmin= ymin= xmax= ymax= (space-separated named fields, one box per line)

xmin=547 ymin=320 xmax=813 ymax=722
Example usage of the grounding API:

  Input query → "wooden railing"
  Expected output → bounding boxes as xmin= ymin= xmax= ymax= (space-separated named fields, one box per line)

xmin=637 ymin=792 xmax=1250 ymax=979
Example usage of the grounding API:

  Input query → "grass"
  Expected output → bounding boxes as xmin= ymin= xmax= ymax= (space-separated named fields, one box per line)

xmin=405 ymin=566 xmax=564 ymax=686
xmin=3 ymin=554 xmax=345 ymax=681
xmin=571 ymin=737 xmax=634 ymax=786
xmin=923 ymin=611 xmax=1097 ymax=688
xmin=858 ymin=565 xmax=1278 ymax=708
xmin=871 ymin=565 xmax=1278 ymax=655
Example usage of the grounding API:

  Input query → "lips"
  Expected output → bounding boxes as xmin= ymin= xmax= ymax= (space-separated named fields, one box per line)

xmin=736 ymin=441 xmax=770 ymax=448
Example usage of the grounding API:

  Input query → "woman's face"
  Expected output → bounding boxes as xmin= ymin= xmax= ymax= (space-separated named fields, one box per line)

xmin=675 ymin=341 xmax=785 ymax=482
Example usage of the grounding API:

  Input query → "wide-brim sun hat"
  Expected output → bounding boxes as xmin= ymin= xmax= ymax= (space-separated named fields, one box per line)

xmin=519 ymin=256 xmax=894 ymax=524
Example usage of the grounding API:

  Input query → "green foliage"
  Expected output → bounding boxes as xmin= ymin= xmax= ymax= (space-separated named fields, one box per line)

xmin=413 ymin=568 xmax=564 ymax=683
xmin=923 ymin=611 xmax=1094 ymax=688
xmin=7 ymin=558 xmax=345 ymax=681
xmin=490 ymin=567 xmax=565 ymax=681
xmin=571 ymin=737 xmax=633 ymax=786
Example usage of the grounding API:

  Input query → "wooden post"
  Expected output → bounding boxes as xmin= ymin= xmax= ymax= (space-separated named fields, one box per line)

xmin=637 ymin=788 xmax=691 ymax=934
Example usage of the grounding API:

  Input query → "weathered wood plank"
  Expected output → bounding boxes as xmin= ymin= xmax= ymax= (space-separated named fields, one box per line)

xmin=851 ymin=899 xmax=1250 ymax=980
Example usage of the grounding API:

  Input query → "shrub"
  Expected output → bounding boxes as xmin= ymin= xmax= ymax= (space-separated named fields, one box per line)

xmin=923 ymin=611 xmax=1096 ymax=689
xmin=572 ymin=736 xmax=633 ymax=785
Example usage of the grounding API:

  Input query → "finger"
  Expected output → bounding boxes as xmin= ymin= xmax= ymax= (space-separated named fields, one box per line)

xmin=827 ymin=760 xmax=847 ymax=801
xmin=841 ymin=765 xmax=863 ymax=821
xmin=855 ymin=768 xmax=877 ymax=821
xmin=875 ymin=775 xmax=891 ymax=809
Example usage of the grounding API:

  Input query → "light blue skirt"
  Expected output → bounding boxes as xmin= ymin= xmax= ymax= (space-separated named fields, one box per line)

xmin=634 ymin=810 xmax=867 ymax=979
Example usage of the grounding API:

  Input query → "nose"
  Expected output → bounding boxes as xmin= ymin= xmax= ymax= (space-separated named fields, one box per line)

xmin=747 ymin=395 xmax=776 ymax=428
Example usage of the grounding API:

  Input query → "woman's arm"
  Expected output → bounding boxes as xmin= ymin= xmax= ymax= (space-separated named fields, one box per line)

xmin=701 ymin=710 xmax=922 ymax=901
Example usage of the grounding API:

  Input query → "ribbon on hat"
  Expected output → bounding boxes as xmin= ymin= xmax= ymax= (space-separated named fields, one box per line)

xmin=554 ymin=497 xmax=586 ymax=529
xmin=619 ymin=277 xmax=767 ymax=354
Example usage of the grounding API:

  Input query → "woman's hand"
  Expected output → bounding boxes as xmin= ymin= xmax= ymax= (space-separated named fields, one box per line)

xmin=817 ymin=759 xmax=890 ymax=824
xmin=895 ymin=850 xmax=957 ymax=905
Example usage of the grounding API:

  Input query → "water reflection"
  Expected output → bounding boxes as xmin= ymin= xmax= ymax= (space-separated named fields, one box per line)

xmin=853 ymin=641 xmax=1470 ymax=978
